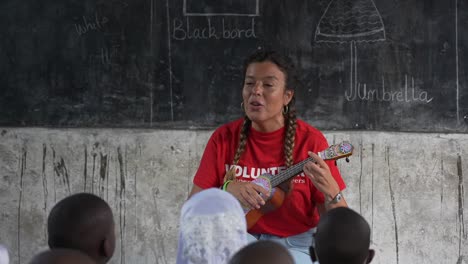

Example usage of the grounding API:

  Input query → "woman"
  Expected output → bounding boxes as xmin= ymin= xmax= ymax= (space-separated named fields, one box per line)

xmin=176 ymin=188 xmax=248 ymax=264
xmin=189 ymin=50 xmax=348 ymax=263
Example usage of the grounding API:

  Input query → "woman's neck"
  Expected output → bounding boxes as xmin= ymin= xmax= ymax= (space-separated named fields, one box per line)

xmin=251 ymin=118 xmax=285 ymax=133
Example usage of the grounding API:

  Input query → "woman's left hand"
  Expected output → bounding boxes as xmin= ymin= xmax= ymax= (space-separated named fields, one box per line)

xmin=303 ymin=151 xmax=340 ymax=201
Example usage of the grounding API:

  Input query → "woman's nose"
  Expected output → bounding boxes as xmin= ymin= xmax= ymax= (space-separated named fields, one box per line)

xmin=252 ymin=81 xmax=262 ymax=94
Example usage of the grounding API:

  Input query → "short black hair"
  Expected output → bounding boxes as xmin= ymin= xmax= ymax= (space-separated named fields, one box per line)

xmin=229 ymin=240 xmax=294 ymax=264
xmin=314 ymin=207 xmax=371 ymax=264
xmin=47 ymin=193 xmax=114 ymax=259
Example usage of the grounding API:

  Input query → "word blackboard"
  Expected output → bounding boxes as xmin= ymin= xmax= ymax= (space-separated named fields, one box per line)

xmin=1 ymin=0 xmax=467 ymax=132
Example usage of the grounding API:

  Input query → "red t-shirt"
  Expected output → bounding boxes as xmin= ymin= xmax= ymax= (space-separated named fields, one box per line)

xmin=193 ymin=118 xmax=346 ymax=237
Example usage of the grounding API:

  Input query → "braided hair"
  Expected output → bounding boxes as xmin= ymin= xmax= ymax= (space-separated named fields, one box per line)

xmin=224 ymin=50 xmax=300 ymax=184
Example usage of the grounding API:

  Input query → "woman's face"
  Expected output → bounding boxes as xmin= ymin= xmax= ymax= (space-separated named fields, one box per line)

xmin=242 ymin=61 xmax=293 ymax=132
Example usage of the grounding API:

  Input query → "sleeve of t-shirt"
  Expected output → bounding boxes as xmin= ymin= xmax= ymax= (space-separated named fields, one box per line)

xmin=312 ymin=135 xmax=347 ymax=204
xmin=193 ymin=131 xmax=223 ymax=189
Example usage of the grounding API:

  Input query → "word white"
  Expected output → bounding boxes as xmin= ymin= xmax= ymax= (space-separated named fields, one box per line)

xmin=225 ymin=164 xmax=306 ymax=179
xmin=345 ymin=75 xmax=433 ymax=103
xmin=74 ymin=13 xmax=109 ymax=36
xmin=173 ymin=17 xmax=257 ymax=40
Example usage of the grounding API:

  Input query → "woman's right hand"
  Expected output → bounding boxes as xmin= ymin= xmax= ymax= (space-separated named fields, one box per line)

xmin=226 ymin=181 xmax=270 ymax=210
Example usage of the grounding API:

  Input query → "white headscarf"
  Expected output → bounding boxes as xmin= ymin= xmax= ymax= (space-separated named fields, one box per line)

xmin=176 ymin=188 xmax=247 ymax=264
xmin=0 ymin=245 xmax=9 ymax=264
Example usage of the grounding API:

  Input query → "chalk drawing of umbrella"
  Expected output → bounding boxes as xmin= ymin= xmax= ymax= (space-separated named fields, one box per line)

xmin=315 ymin=0 xmax=385 ymax=91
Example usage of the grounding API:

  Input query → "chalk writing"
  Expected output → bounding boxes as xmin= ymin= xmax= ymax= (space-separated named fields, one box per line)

xmin=100 ymin=45 xmax=121 ymax=67
xmin=315 ymin=0 xmax=386 ymax=109
xmin=96 ymin=33 xmax=123 ymax=67
xmin=74 ymin=13 xmax=109 ymax=36
xmin=172 ymin=17 xmax=257 ymax=40
xmin=345 ymin=75 xmax=433 ymax=103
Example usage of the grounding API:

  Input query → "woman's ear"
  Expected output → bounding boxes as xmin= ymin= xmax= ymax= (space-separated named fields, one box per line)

xmin=284 ymin=90 xmax=294 ymax=105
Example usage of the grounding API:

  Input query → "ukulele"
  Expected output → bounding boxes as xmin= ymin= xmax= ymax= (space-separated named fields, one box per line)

xmin=243 ymin=141 xmax=354 ymax=229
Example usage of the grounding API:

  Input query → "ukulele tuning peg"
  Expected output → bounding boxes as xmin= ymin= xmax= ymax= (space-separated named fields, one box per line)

xmin=345 ymin=157 xmax=350 ymax=163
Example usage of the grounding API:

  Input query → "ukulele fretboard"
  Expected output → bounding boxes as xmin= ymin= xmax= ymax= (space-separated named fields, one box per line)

xmin=270 ymin=157 xmax=316 ymax=187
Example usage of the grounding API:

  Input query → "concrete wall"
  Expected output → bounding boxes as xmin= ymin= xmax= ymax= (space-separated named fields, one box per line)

xmin=0 ymin=128 xmax=467 ymax=264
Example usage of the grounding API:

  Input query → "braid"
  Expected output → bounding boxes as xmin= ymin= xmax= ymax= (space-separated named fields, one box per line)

xmin=283 ymin=104 xmax=297 ymax=168
xmin=280 ymin=101 xmax=297 ymax=194
xmin=224 ymin=116 xmax=251 ymax=182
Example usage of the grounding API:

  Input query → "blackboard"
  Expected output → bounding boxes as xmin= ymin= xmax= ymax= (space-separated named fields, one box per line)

xmin=1 ymin=0 xmax=467 ymax=132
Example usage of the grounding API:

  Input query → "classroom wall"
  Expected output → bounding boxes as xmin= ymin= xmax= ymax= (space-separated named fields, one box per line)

xmin=0 ymin=128 xmax=467 ymax=264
